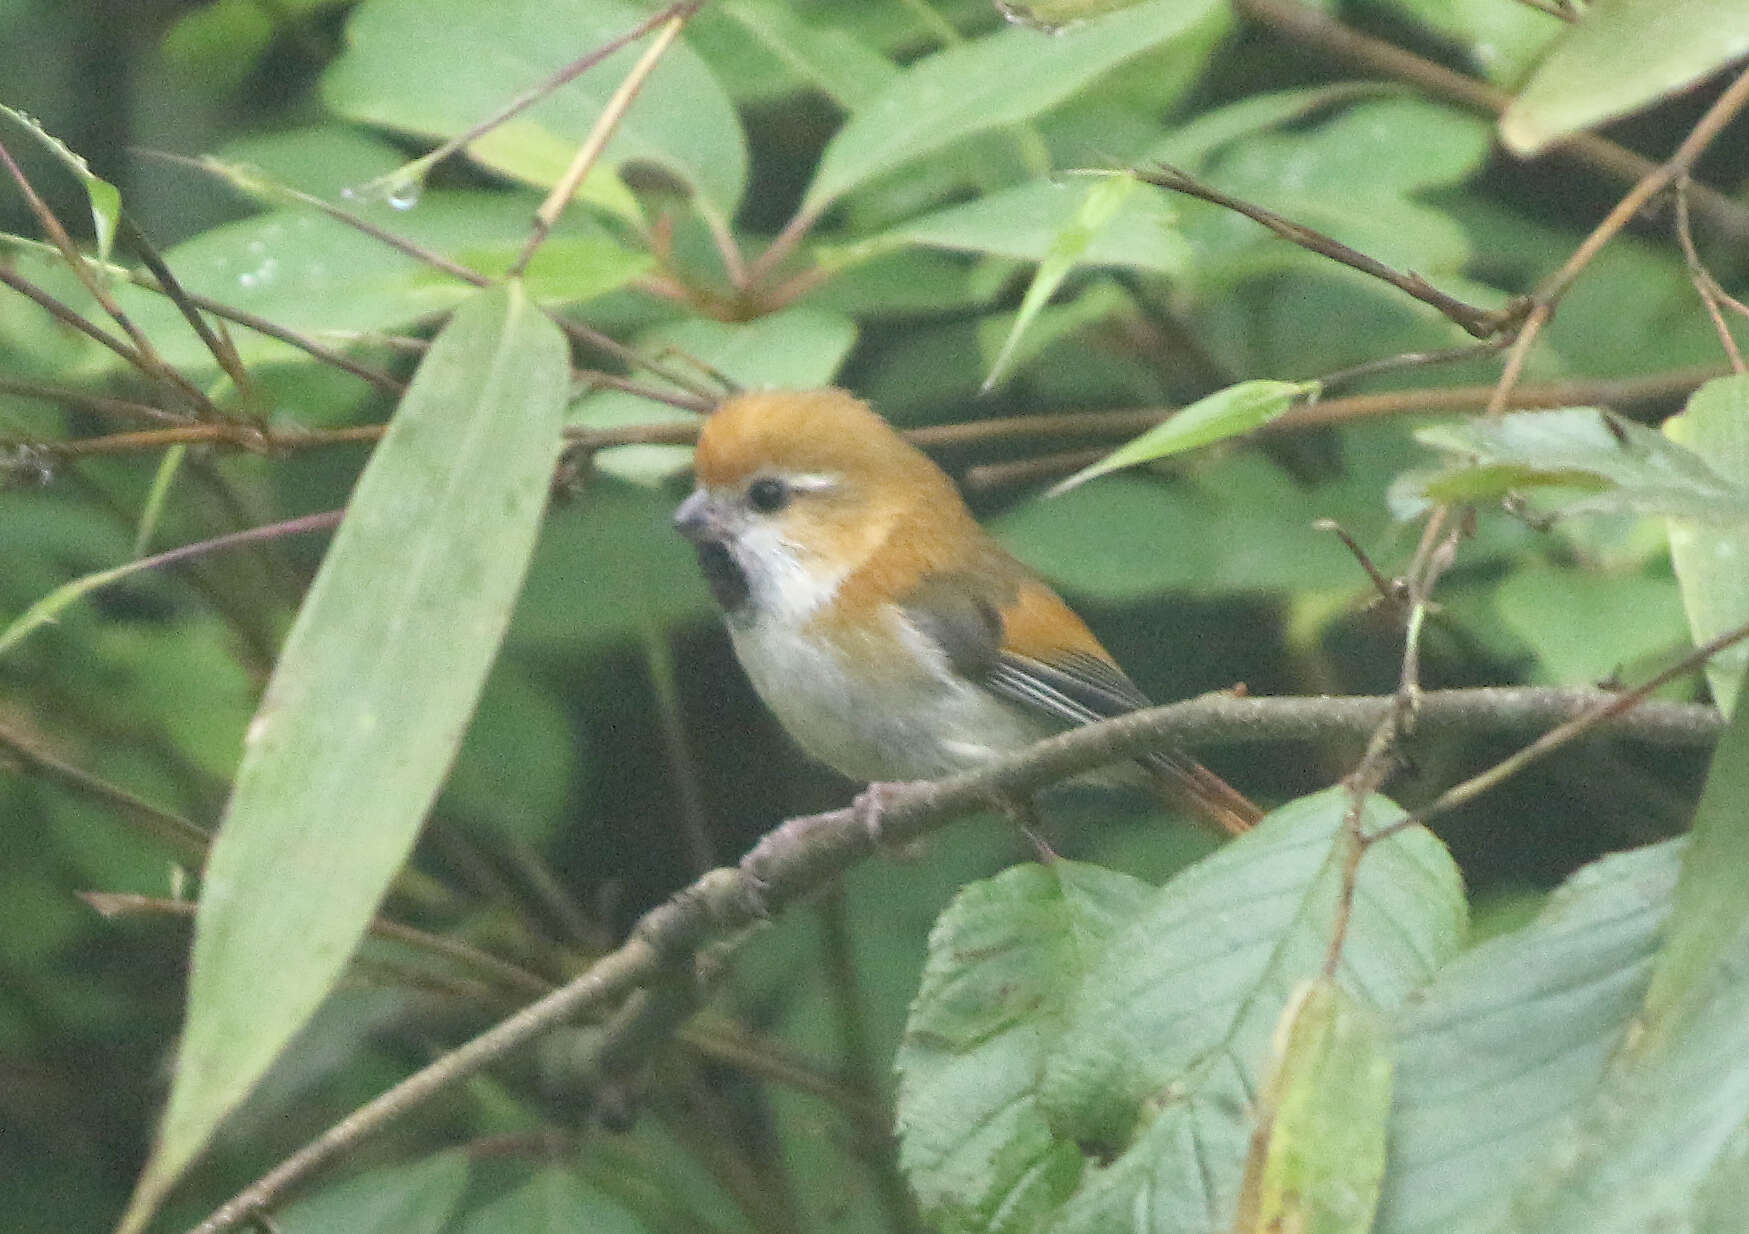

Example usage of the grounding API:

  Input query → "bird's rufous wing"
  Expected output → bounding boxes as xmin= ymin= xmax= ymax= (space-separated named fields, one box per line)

xmin=903 ymin=572 xmax=1260 ymax=835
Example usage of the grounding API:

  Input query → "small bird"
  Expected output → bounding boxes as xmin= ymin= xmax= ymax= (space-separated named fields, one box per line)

xmin=673 ymin=388 xmax=1260 ymax=836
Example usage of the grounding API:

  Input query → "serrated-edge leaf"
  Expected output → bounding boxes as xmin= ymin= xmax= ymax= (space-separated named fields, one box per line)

xmin=1377 ymin=840 xmax=1683 ymax=1234
xmin=1049 ymin=379 xmax=1317 ymax=495
xmin=120 ymin=283 xmax=567 ymax=1232
xmin=897 ymin=861 xmax=1152 ymax=1234
xmin=1039 ymin=789 xmax=1464 ymax=1234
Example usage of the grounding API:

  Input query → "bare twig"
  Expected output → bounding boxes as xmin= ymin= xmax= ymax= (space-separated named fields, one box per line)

xmin=0 ymin=376 xmax=188 ymax=426
xmin=511 ymin=12 xmax=690 ymax=277
xmin=1135 ymin=163 xmax=1527 ymax=340
xmin=346 ymin=1 xmax=702 ymax=204
xmin=1676 ymin=177 xmax=1749 ymax=374
xmin=0 ymin=723 xmax=210 ymax=864
xmin=1373 ymin=618 xmax=1749 ymax=843
xmin=0 ymin=140 xmax=220 ymax=418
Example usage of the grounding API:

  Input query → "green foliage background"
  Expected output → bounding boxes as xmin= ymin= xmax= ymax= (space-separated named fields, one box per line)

xmin=1 ymin=0 xmax=1747 ymax=1231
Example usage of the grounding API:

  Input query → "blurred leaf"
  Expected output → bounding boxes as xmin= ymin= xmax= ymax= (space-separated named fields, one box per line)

xmin=570 ymin=307 xmax=857 ymax=485
xmin=1494 ymin=564 xmax=1688 ymax=688
xmin=1150 ymin=83 xmax=1393 ymax=167
xmin=1500 ymin=0 xmax=1749 ymax=155
xmin=1049 ymin=379 xmax=1318 ymax=494
xmin=1493 ymin=670 xmax=1749 ymax=1232
xmin=854 ymin=176 xmax=1188 ymax=275
xmin=1409 ymin=408 xmax=1749 ymax=521
xmin=1234 ymin=979 xmax=1392 ymax=1234
xmin=103 ymin=191 xmax=649 ymax=371
xmin=982 ymin=174 xmax=1140 ymax=391
xmin=323 ymin=0 xmax=747 ymax=222
xmin=511 ymin=480 xmax=713 ymax=649
xmin=215 ymin=126 xmax=414 ymax=204
xmin=0 ymin=104 xmax=120 ymax=260
xmin=1665 ymin=375 xmax=1749 ymax=714
xmin=1377 ymin=840 xmax=1683 ymax=1234
xmin=999 ymin=0 xmax=1164 ymax=30
xmin=121 ymin=284 xmax=567 ymax=1232
xmin=801 ymin=0 xmax=1224 ymax=212
xmin=1384 ymin=0 xmax=1564 ymax=84
xmin=896 ymin=861 xmax=1152 ymax=1234
xmin=1177 ymin=98 xmax=1492 ymax=290
xmin=277 ymin=1150 xmax=470 ymax=1234
xmin=450 ymin=1163 xmax=654 ymax=1234
xmin=974 ymin=280 xmax=1140 ymax=393
xmin=714 ymin=0 xmax=898 ymax=110
xmin=440 ymin=658 xmax=578 ymax=844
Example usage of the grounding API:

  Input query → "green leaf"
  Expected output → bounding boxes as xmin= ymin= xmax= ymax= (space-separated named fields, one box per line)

xmin=1234 ymin=979 xmax=1393 ymax=1234
xmin=1664 ymin=375 xmax=1749 ymax=715
xmin=450 ymin=1163 xmax=654 ymax=1234
xmin=1377 ymin=840 xmax=1683 ymax=1234
xmin=569 ymin=307 xmax=857 ymax=486
xmin=1174 ymin=99 xmax=1492 ymax=291
xmin=1494 ymin=564 xmax=1688 ymax=688
xmin=982 ymin=174 xmax=1141 ymax=392
xmin=323 ymin=0 xmax=747 ymax=222
xmin=800 ymin=0 xmax=1223 ymax=213
xmin=715 ymin=0 xmax=898 ymax=110
xmin=120 ymin=284 xmax=567 ymax=1232
xmin=1409 ymin=407 xmax=1749 ymax=521
xmin=1040 ymin=789 xmax=1463 ymax=1234
xmin=1150 ymin=83 xmax=1394 ymax=168
xmin=0 ymin=104 xmax=121 ymax=260
xmin=1386 ymin=0 xmax=1564 ymax=85
xmin=1493 ymin=681 xmax=1749 ymax=1232
xmin=103 ymin=191 xmax=648 ymax=371
xmin=277 ymin=1150 xmax=471 ymax=1234
xmin=1500 ymin=0 xmax=1749 ymax=155
xmin=855 ymin=176 xmax=1188 ymax=275
xmin=896 ymin=862 xmax=1153 ymax=1234
xmin=1049 ymin=379 xmax=1318 ymax=494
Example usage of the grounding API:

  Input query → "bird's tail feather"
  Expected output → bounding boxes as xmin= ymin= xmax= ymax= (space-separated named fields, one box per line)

xmin=1137 ymin=747 xmax=1262 ymax=836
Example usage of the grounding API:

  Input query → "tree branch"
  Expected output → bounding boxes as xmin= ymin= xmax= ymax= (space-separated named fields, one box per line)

xmin=185 ymin=683 xmax=1719 ymax=1233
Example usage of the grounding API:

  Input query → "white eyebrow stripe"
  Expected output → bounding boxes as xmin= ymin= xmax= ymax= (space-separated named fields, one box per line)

xmin=783 ymin=472 xmax=840 ymax=492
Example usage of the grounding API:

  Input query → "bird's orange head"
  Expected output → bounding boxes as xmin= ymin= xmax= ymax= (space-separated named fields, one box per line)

xmin=675 ymin=389 xmax=982 ymax=621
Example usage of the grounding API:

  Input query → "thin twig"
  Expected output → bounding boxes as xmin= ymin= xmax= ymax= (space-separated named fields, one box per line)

xmin=511 ymin=13 xmax=690 ymax=277
xmin=1372 ymin=617 xmax=1749 ymax=844
xmin=78 ymin=892 xmax=554 ymax=1001
xmin=0 ymin=723 xmax=210 ymax=864
xmin=1135 ymin=163 xmax=1527 ymax=340
xmin=117 ymin=215 xmax=256 ymax=399
xmin=347 ymin=1 xmax=702 ymax=203
xmin=0 ymin=376 xmax=188 ymax=426
xmin=0 ymin=140 xmax=219 ymax=418
xmin=1675 ymin=177 xmax=1748 ymax=374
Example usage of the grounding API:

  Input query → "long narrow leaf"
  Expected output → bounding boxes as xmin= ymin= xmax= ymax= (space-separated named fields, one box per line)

xmin=121 ymin=282 xmax=567 ymax=1232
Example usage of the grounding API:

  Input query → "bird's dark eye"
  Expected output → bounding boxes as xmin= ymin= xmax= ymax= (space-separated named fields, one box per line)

xmin=747 ymin=477 xmax=790 ymax=514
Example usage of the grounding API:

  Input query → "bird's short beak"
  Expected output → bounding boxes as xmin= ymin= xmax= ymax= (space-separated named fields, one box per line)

xmin=673 ymin=489 xmax=721 ymax=543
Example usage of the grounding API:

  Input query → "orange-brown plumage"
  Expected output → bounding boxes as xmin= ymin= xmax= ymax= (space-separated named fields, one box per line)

xmin=678 ymin=388 xmax=1259 ymax=834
